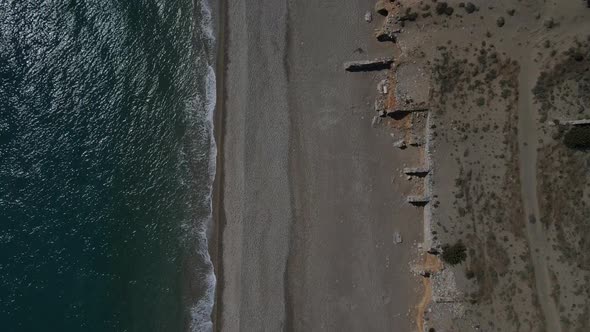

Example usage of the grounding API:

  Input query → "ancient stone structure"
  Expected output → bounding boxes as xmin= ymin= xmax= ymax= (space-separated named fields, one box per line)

xmin=407 ymin=195 xmax=431 ymax=206
xmin=343 ymin=58 xmax=395 ymax=72
xmin=403 ymin=167 xmax=430 ymax=176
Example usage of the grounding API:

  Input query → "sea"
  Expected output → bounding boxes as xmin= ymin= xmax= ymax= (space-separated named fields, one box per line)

xmin=0 ymin=0 xmax=217 ymax=331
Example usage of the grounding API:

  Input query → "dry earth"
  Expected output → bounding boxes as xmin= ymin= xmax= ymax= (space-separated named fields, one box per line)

xmin=370 ymin=0 xmax=590 ymax=331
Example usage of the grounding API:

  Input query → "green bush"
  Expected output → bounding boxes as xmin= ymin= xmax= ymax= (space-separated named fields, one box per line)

xmin=442 ymin=241 xmax=467 ymax=265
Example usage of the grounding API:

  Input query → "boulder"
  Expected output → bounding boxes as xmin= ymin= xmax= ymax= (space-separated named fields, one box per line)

xmin=419 ymin=270 xmax=431 ymax=278
xmin=393 ymin=139 xmax=407 ymax=149
xmin=394 ymin=232 xmax=403 ymax=244
xmin=544 ymin=17 xmax=555 ymax=29
xmin=375 ymin=14 xmax=400 ymax=42
xmin=377 ymin=79 xmax=389 ymax=94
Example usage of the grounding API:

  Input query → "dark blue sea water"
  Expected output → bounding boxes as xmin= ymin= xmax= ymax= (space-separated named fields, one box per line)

xmin=0 ymin=1 xmax=216 ymax=331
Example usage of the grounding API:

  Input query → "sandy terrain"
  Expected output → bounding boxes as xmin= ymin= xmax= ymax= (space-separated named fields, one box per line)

xmin=373 ymin=0 xmax=590 ymax=331
xmin=212 ymin=0 xmax=425 ymax=331
xmin=212 ymin=0 xmax=590 ymax=330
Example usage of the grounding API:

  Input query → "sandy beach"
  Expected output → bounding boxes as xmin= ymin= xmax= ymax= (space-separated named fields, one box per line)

xmin=212 ymin=0 xmax=423 ymax=330
xmin=209 ymin=0 xmax=590 ymax=330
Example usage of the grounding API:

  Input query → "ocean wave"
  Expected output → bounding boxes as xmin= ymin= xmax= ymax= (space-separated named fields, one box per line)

xmin=190 ymin=0 xmax=217 ymax=330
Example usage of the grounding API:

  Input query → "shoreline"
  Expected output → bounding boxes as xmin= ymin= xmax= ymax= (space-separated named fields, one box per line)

xmin=209 ymin=0 xmax=226 ymax=329
xmin=210 ymin=0 xmax=423 ymax=330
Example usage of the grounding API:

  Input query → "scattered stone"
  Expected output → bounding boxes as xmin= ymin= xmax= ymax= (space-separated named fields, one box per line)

xmin=374 ymin=98 xmax=384 ymax=112
xmin=377 ymin=79 xmax=389 ymax=94
xmin=394 ymin=139 xmax=407 ymax=149
xmin=496 ymin=16 xmax=505 ymax=27
xmin=544 ymin=17 xmax=555 ymax=29
xmin=371 ymin=116 xmax=382 ymax=127
xmin=427 ymin=248 xmax=440 ymax=255
xmin=376 ymin=14 xmax=401 ymax=42
xmin=364 ymin=11 xmax=373 ymax=23
xmin=408 ymin=135 xmax=425 ymax=146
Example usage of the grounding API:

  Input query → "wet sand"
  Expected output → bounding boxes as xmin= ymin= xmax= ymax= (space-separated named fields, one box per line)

xmin=212 ymin=0 xmax=422 ymax=330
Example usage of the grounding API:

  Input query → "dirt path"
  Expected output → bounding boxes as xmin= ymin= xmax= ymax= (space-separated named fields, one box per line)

xmin=516 ymin=52 xmax=562 ymax=332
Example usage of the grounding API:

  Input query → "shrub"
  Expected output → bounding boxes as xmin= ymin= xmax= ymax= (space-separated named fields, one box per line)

xmin=435 ymin=2 xmax=448 ymax=15
xmin=442 ymin=241 xmax=467 ymax=265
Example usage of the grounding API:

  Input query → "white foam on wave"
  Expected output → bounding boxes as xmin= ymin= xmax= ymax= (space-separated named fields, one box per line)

xmin=190 ymin=67 xmax=217 ymax=332
xmin=189 ymin=0 xmax=217 ymax=331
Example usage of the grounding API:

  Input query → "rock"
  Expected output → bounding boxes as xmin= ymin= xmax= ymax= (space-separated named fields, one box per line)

xmin=408 ymin=135 xmax=425 ymax=146
xmin=375 ymin=0 xmax=388 ymax=16
xmin=394 ymin=232 xmax=403 ymax=244
xmin=496 ymin=16 xmax=505 ymax=27
xmin=419 ymin=270 xmax=431 ymax=278
xmin=544 ymin=17 xmax=555 ymax=29
xmin=427 ymin=248 xmax=439 ymax=255
xmin=507 ymin=9 xmax=515 ymax=16
xmin=377 ymin=79 xmax=389 ymax=94
xmin=394 ymin=139 xmax=407 ymax=149
xmin=376 ymin=14 xmax=400 ymax=42
xmin=371 ymin=116 xmax=382 ymax=127
xmin=375 ymin=98 xmax=386 ymax=113
xmin=464 ymin=2 xmax=476 ymax=13
xmin=376 ymin=30 xmax=398 ymax=42
xmin=364 ymin=11 xmax=373 ymax=22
